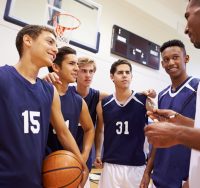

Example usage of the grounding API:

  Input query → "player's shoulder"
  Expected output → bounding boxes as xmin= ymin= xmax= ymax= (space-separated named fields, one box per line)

xmin=0 ymin=65 xmax=13 ymax=89
xmin=159 ymin=85 xmax=170 ymax=97
xmin=189 ymin=76 xmax=200 ymax=82
xmin=68 ymin=85 xmax=76 ymax=92
xmin=85 ymin=87 xmax=100 ymax=102
xmin=0 ymin=64 xmax=9 ymax=71
xmin=102 ymin=94 xmax=113 ymax=105
xmin=103 ymin=94 xmax=113 ymax=101
xmin=188 ymin=77 xmax=200 ymax=90
xmin=89 ymin=87 xmax=99 ymax=93
xmin=68 ymin=86 xmax=82 ymax=101
xmin=38 ymin=78 xmax=54 ymax=95
xmin=134 ymin=91 xmax=147 ymax=98
xmin=88 ymin=87 xmax=100 ymax=97
xmin=0 ymin=65 xmax=13 ymax=76
xmin=68 ymin=85 xmax=76 ymax=93
xmin=133 ymin=91 xmax=147 ymax=104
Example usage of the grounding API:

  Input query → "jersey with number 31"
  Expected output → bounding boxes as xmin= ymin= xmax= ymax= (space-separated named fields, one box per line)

xmin=102 ymin=92 xmax=147 ymax=166
xmin=0 ymin=65 xmax=54 ymax=188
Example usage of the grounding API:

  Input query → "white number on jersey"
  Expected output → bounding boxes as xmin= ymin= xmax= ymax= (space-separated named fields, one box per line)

xmin=53 ymin=120 xmax=69 ymax=134
xmin=116 ymin=121 xmax=129 ymax=135
xmin=22 ymin=110 xmax=40 ymax=134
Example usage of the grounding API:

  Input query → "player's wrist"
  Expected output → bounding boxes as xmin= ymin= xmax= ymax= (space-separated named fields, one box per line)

xmin=144 ymin=168 xmax=152 ymax=176
xmin=168 ymin=112 xmax=179 ymax=119
xmin=95 ymin=152 xmax=101 ymax=158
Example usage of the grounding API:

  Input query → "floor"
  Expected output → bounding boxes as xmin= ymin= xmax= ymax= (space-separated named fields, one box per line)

xmin=90 ymin=168 xmax=101 ymax=188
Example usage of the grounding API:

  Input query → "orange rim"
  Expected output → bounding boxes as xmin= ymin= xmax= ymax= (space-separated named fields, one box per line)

xmin=53 ymin=13 xmax=81 ymax=35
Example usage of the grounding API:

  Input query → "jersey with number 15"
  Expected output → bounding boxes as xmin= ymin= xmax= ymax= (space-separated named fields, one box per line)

xmin=0 ymin=65 xmax=54 ymax=188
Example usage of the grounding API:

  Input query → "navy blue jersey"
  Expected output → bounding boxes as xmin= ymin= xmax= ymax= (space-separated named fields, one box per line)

xmin=102 ymin=92 xmax=148 ymax=166
xmin=152 ymin=77 xmax=199 ymax=188
xmin=83 ymin=88 xmax=100 ymax=124
xmin=71 ymin=86 xmax=99 ymax=124
xmin=0 ymin=65 xmax=54 ymax=188
xmin=71 ymin=86 xmax=99 ymax=170
xmin=47 ymin=86 xmax=82 ymax=152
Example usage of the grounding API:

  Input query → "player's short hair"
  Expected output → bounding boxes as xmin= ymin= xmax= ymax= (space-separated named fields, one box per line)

xmin=189 ymin=0 xmax=200 ymax=6
xmin=48 ymin=46 xmax=76 ymax=72
xmin=16 ymin=25 xmax=56 ymax=58
xmin=110 ymin=59 xmax=132 ymax=74
xmin=78 ymin=57 xmax=97 ymax=72
xmin=160 ymin=39 xmax=186 ymax=54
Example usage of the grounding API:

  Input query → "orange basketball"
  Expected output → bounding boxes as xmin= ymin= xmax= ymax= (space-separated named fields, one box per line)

xmin=42 ymin=150 xmax=83 ymax=188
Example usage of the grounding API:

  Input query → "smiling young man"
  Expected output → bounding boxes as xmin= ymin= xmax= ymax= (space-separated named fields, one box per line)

xmin=141 ymin=40 xmax=199 ymax=188
xmin=0 ymin=25 xmax=88 ymax=188
xmin=144 ymin=1 xmax=200 ymax=187
xmin=46 ymin=47 xmax=95 ymax=166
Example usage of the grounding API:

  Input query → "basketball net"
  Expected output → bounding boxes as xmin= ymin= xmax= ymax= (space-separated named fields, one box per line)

xmin=53 ymin=13 xmax=81 ymax=47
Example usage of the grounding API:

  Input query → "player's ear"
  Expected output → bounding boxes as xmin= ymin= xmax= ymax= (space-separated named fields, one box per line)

xmin=23 ymin=34 xmax=32 ymax=47
xmin=185 ymin=55 xmax=189 ymax=64
xmin=161 ymin=60 xmax=165 ymax=68
xmin=110 ymin=74 xmax=114 ymax=82
xmin=52 ymin=63 xmax=60 ymax=73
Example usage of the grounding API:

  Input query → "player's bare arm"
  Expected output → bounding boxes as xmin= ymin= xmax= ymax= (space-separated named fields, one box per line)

xmin=50 ymin=86 xmax=89 ymax=188
xmin=141 ymin=89 xmax=157 ymax=99
xmin=99 ymin=91 xmax=109 ymax=101
xmin=140 ymin=147 xmax=156 ymax=188
xmin=79 ymin=99 xmax=95 ymax=162
xmin=43 ymin=72 xmax=62 ymax=85
xmin=147 ymin=109 xmax=194 ymax=127
xmin=94 ymin=101 xmax=104 ymax=168
xmin=145 ymin=122 xmax=200 ymax=150
xmin=146 ymin=97 xmax=156 ymax=112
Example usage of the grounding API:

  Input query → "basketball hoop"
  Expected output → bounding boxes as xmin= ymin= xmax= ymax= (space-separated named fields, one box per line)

xmin=53 ymin=13 xmax=81 ymax=46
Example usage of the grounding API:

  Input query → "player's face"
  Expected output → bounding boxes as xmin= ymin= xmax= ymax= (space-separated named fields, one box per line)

xmin=111 ymin=64 xmax=132 ymax=89
xmin=77 ymin=64 xmax=95 ymax=87
xmin=161 ymin=47 xmax=188 ymax=79
xmin=185 ymin=1 xmax=200 ymax=48
xmin=58 ymin=54 xmax=79 ymax=83
xmin=30 ymin=31 xmax=57 ymax=67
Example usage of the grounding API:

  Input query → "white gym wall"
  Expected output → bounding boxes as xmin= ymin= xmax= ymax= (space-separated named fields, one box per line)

xmin=0 ymin=0 xmax=200 ymax=95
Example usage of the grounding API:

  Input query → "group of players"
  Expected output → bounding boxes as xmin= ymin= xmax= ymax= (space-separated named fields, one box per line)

xmin=1 ymin=0 xmax=200 ymax=188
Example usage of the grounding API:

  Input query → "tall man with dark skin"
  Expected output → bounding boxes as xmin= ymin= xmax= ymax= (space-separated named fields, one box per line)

xmin=145 ymin=0 xmax=200 ymax=187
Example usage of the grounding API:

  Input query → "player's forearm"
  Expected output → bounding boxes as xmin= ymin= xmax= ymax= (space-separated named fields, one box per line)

xmin=176 ymin=114 xmax=194 ymax=128
xmin=144 ymin=147 xmax=156 ymax=175
xmin=95 ymin=102 xmax=104 ymax=157
xmin=82 ymin=128 xmax=95 ymax=161
xmin=176 ymin=126 xmax=200 ymax=151
xmin=95 ymin=130 xmax=104 ymax=157
xmin=58 ymin=128 xmax=84 ymax=163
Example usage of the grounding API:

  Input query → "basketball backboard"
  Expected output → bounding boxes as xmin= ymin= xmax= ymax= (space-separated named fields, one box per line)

xmin=3 ymin=0 xmax=101 ymax=53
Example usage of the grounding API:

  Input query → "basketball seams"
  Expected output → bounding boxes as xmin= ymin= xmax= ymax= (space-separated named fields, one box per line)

xmin=45 ymin=152 xmax=82 ymax=167
xmin=43 ymin=166 xmax=82 ymax=174
xmin=43 ymin=150 xmax=83 ymax=187
xmin=43 ymin=167 xmax=82 ymax=188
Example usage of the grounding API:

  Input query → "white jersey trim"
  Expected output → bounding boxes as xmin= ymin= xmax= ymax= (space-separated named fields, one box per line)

xmin=103 ymin=97 xmax=115 ymax=107
xmin=103 ymin=91 xmax=145 ymax=108
xmin=160 ymin=77 xmax=195 ymax=98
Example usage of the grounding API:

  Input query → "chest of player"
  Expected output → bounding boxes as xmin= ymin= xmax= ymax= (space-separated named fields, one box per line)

xmin=159 ymin=89 xmax=197 ymax=118
xmin=103 ymin=99 xmax=147 ymax=135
